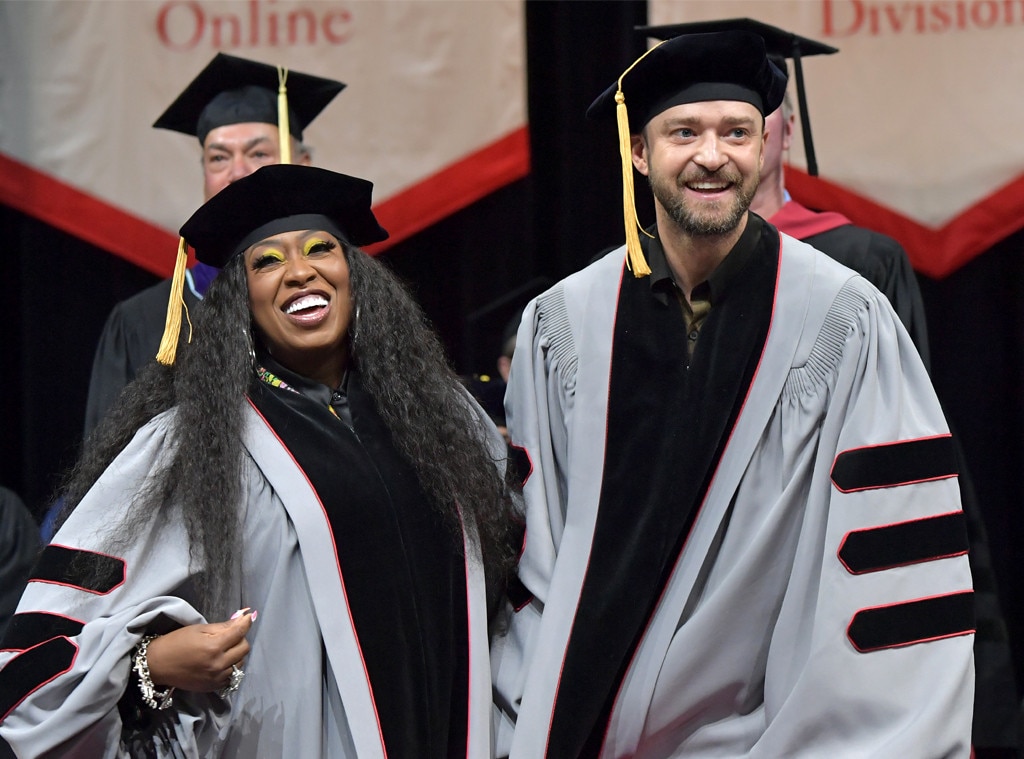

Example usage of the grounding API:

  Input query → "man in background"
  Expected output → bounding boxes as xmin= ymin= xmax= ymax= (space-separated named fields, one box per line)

xmin=755 ymin=87 xmax=931 ymax=360
xmin=83 ymin=53 xmax=344 ymax=437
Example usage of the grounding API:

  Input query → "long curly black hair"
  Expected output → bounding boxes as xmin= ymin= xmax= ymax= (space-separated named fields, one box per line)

xmin=60 ymin=244 xmax=521 ymax=616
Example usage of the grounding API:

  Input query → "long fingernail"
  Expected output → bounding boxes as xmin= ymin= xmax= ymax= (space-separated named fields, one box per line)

xmin=230 ymin=607 xmax=251 ymax=620
xmin=250 ymin=610 xmax=258 ymax=623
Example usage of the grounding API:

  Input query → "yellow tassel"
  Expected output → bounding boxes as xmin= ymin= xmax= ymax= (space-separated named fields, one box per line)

xmin=277 ymin=66 xmax=291 ymax=165
xmin=612 ymin=41 xmax=666 ymax=278
xmin=615 ymin=91 xmax=651 ymax=278
xmin=155 ymin=237 xmax=190 ymax=366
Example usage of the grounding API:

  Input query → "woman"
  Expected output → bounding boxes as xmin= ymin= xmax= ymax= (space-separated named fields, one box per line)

xmin=0 ymin=165 xmax=520 ymax=758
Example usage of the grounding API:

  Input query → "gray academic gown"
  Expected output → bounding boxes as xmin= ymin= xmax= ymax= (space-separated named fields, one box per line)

xmin=0 ymin=404 xmax=494 ymax=758
xmin=491 ymin=233 xmax=975 ymax=757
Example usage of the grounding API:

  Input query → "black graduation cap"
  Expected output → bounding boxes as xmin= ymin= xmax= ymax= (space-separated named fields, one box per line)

xmin=153 ymin=52 xmax=346 ymax=145
xmin=635 ymin=18 xmax=838 ymax=176
xmin=587 ymin=30 xmax=786 ymax=129
xmin=586 ymin=30 xmax=786 ymax=278
xmin=180 ymin=164 xmax=388 ymax=268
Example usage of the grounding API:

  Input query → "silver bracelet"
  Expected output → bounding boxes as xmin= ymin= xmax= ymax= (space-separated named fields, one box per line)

xmin=132 ymin=634 xmax=175 ymax=710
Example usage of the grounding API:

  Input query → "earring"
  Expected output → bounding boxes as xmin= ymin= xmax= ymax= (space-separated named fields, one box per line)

xmin=350 ymin=303 xmax=361 ymax=358
xmin=243 ymin=326 xmax=257 ymax=368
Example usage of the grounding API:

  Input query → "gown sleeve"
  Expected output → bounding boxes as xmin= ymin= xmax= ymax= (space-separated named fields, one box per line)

xmin=0 ymin=412 xmax=229 ymax=759
xmin=751 ymin=278 xmax=973 ymax=757
xmin=491 ymin=291 xmax=576 ymax=754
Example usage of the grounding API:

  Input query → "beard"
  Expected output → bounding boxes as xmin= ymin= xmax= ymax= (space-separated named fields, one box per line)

xmin=650 ymin=166 xmax=759 ymax=237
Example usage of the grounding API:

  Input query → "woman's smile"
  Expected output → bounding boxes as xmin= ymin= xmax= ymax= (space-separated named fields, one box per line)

xmin=282 ymin=290 xmax=332 ymax=326
xmin=246 ymin=229 xmax=352 ymax=387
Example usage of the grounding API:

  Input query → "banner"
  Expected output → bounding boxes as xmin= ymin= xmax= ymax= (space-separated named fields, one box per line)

xmin=0 ymin=0 xmax=529 ymax=275
xmin=648 ymin=0 xmax=1022 ymax=277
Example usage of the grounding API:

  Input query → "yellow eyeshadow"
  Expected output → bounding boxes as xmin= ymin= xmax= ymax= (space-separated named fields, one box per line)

xmin=255 ymin=248 xmax=286 ymax=263
xmin=303 ymin=238 xmax=329 ymax=256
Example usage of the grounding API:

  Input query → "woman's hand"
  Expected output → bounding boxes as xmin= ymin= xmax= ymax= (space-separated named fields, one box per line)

xmin=144 ymin=609 xmax=256 ymax=692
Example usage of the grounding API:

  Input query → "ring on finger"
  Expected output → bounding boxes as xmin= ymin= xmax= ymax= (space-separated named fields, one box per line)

xmin=220 ymin=664 xmax=245 ymax=696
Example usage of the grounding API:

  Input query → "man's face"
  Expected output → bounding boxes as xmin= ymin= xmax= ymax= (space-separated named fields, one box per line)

xmin=631 ymin=100 xmax=766 ymax=237
xmin=201 ymin=122 xmax=310 ymax=200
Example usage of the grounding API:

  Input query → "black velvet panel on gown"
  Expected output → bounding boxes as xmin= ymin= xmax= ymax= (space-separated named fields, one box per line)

xmin=249 ymin=363 xmax=469 ymax=756
xmin=548 ymin=220 xmax=780 ymax=757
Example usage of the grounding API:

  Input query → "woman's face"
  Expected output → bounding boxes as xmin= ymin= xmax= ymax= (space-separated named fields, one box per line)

xmin=244 ymin=228 xmax=352 ymax=387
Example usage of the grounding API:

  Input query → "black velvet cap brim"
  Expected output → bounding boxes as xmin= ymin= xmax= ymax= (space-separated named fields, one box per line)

xmin=179 ymin=165 xmax=388 ymax=266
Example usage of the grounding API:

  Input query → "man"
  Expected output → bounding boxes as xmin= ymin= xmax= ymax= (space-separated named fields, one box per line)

xmin=756 ymin=89 xmax=932 ymax=364
xmin=490 ymin=30 xmax=974 ymax=757
xmin=640 ymin=21 xmax=1019 ymax=757
xmin=83 ymin=53 xmax=344 ymax=437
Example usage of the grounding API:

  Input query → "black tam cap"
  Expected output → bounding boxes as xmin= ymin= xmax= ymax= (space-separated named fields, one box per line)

xmin=635 ymin=19 xmax=838 ymax=176
xmin=586 ymin=30 xmax=786 ymax=131
xmin=153 ymin=52 xmax=345 ymax=145
xmin=180 ymin=165 xmax=389 ymax=267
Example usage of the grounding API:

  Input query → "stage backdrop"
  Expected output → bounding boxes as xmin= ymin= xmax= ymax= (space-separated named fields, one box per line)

xmin=0 ymin=0 xmax=529 ymax=276
xmin=649 ymin=0 xmax=1022 ymax=278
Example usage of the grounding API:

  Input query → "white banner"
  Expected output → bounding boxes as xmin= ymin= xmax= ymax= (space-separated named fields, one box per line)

xmin=648 ymin=0 xmax=1023 ymax=277
xmin=0 ymin=0 xmax=529 ymax=274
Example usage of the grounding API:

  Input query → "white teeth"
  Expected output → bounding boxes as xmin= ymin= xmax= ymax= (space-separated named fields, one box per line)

xmin=286 ymin=295 xmax=328 ymax=314
xmin=691 ymin=182 xmax=727 ymax=190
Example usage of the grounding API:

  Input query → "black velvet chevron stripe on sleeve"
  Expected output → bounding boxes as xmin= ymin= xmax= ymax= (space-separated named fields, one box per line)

xmin=0 ymin=636 xmax=77 ymax=720
xmin=838 ymin=512 xmax=969 ymax=574
xmin=831 ymin=435 xmax=957 ymax=492
xmin=30 ymin=545 xmax=125 ymax=594
xmin=1 ymin=612 xmax=83 ymax=652
xmin=848 ymin=591 xmax=975 ymax=652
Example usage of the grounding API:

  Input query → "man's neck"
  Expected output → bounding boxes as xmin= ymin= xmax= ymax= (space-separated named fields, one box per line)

xmin=750 ymin=179 xmax=786 ymax=221
xmin=657 ymin=209 xmax=748 ymax=299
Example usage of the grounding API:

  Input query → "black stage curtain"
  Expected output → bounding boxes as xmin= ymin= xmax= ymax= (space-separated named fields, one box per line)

xmin=3 ymin=0 xmax=1024 ymax=720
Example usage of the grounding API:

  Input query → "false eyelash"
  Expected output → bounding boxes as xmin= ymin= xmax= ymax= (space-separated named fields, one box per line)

xmin=304 ymin=239 xmax=337 ymax=255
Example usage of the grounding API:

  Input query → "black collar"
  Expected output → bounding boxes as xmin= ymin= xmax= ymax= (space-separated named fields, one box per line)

xmin=254 ymin=347 xmax=351 ymax=424
xmin=646 ymin=213 xmax=766 ymax=306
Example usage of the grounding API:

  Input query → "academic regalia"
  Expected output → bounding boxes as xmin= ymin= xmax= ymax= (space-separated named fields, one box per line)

xmin=772 ymin=199 xmax=1019 ymax=755
xmin=3 ymin=165 xmax=502 ymax=757
xmin=84 ymin=271 xmax=205 ymax=438
xmin=491 ymin=221 xmax=975 ymax=757
xmin=770 ymin=198 xmax=930 ymax=368
xmin=635 ymin=18 xmax=837 ymax=177
xmin=0 ymin=372 xmax=498 ymax=758
xmin=0 ymin=486 xmax=38 ymax=639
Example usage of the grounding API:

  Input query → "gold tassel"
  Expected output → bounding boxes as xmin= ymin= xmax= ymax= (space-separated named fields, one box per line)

xmin=277 ymin=66 xmax=291 ymax=165
xmin=155 ymin=237 xmax=190 ymax=366
xmin=616 ymin=90 xmax=651 ymax=277
xmin=612 ymin=42 xmax=665 ymax=278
